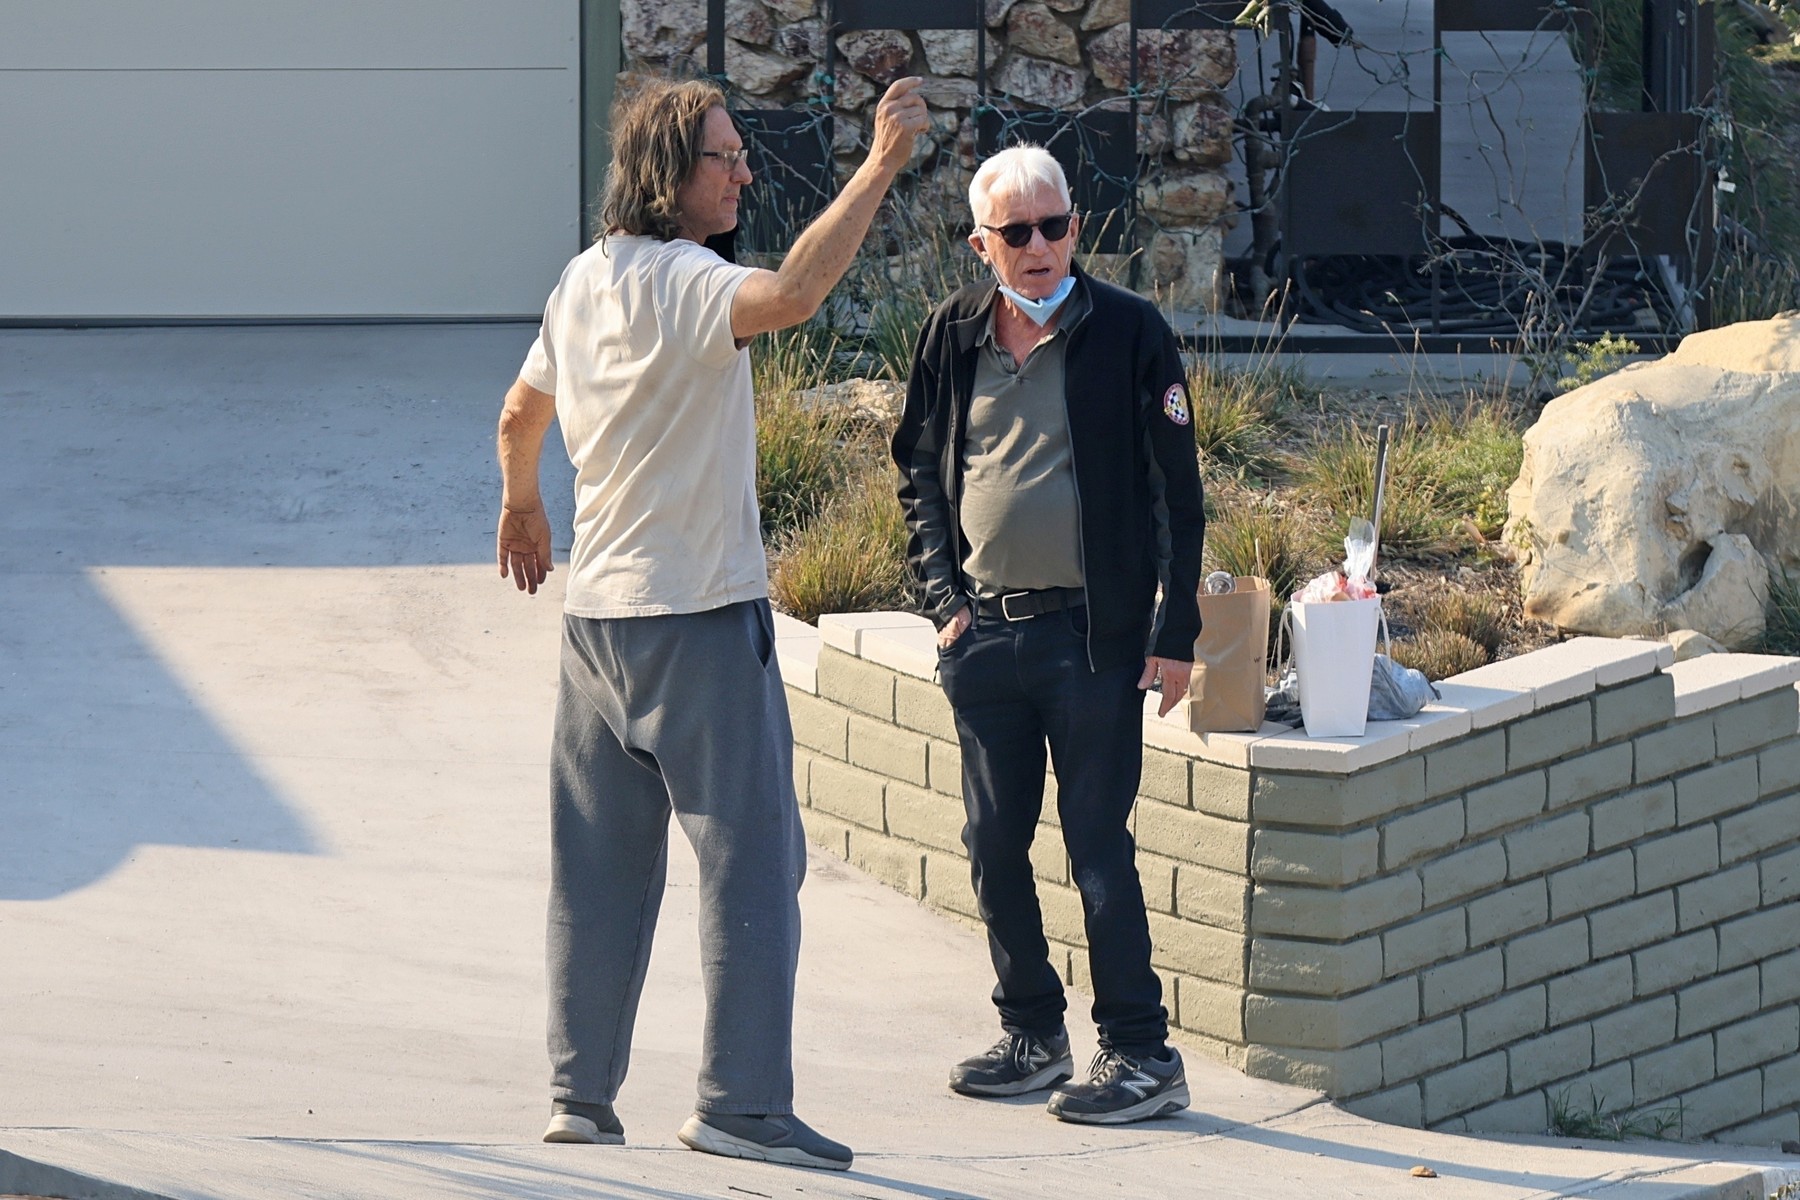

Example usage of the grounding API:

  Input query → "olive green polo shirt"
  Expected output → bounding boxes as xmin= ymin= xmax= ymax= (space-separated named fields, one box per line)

xmin=958 ymin=281 xmax=1091 ymax=596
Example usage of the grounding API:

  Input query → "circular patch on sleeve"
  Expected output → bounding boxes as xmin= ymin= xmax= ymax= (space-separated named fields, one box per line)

xmin=1163 ymin=382 xmax=1191 ymax=426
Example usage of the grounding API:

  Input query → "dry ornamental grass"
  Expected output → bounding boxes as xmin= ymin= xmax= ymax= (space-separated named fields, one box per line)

xmin=753 ymin=339 xmax=1564 ymax=679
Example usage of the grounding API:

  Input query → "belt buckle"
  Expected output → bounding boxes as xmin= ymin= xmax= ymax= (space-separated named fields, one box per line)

xmin=999 ymin=591 xmax=1035 ymax=621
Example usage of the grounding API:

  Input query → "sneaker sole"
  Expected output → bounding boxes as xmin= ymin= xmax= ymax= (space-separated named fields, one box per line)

xmin=1048 ymin=1080 xmax=1190 ymax=1125
xmin=543 ymin=1114 xmax=625 ymax=1145
xmin=677 ymin=1115 xmax=852 ymax=1171
xmin=949 ymin=1055 xmax=1075 ymax=1097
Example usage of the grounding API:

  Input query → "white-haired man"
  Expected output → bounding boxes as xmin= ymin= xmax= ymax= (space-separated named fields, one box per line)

xmin=892 ymin=145 xmax=1206 ymax=1125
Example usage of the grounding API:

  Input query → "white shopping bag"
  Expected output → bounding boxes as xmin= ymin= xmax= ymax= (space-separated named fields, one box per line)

xmin=1289 ymin=597 xmax=1382 ymax=737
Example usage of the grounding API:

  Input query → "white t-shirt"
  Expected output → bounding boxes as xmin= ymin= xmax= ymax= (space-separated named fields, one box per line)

xmin=520 ymin=235 xmax=764 ymax=618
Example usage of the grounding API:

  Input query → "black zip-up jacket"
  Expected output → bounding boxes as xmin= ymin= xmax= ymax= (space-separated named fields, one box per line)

xmin=891 ymin=267 xmax=1206 ymax=672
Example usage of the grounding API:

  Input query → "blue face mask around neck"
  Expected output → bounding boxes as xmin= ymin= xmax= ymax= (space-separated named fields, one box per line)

xmin=996 ymin=273 xmax=1076 ymax=326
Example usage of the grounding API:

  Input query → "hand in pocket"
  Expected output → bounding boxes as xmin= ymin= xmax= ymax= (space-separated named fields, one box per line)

xmin=938 ymin=605 xmax=972 ymax=649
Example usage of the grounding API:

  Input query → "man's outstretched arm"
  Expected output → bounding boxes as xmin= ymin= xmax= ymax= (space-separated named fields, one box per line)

xmin=728 ymin=77 xmax=929 ymax=340
xmin=496 ymin=378 xmax=558 ymax=595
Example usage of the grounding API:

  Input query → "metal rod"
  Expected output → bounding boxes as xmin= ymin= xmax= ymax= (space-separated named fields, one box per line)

xmin=707 ymin=0 xmax=725 ymax=76
xmin=1370 ymin=423 xmax=1391 ymax=567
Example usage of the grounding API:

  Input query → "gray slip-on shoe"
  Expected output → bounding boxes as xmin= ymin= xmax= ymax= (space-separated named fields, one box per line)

xmin=543 ymin=1099 xmax=625 ymax=1145
xmin=677 ymin=1112 xmax=853 ymax=1170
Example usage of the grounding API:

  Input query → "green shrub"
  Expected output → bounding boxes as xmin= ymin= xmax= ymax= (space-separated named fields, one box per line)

xmin=1293 ymin=422 xmax=1460 ymax=558
xmin=852 ymin=211 xmax=978 ymax=383
xmin=1414 ymin=588 xmax=1507 ymax=656
xmin=1390 ymin=629 xmax=1489 ymax=681
xmin=755 ymin=389 xmax=849 ymax=537
xmin=768 ymin=462 xmax=914 ymax=623
xmin=1295 ymin=403 xmax=1526 ymax=555
xmin=751 ymin=317 xmax=840 ymax=397
xmin=1556 ymin=333 xmax=1641 ymax=393
xmin=1417 ymin=402 xmax=1527 ymax=540
xmin=867 ymin=291 xmax=928 ymax=385
xmin=1547 ymin=1085 xmax=1681 ymax=1141
xmin=1190 ymin=352 xmax=1309 ymax=419
xmin=1711 ymin=248 xmax=1800 ymax=326
xmin=1763 ymin=567 xmax=1800 ymax=656
xmin=1589 ymin=0 xmax=1800 ymax=277
xmin=1189 ymin=365 xmax=1285 ymax=480
xmin=1184 ymin=304 xmax=1311 ymax=481
xmin=1203 ymin=499 xmax=1316 ymax=605
xmin=1719 ymin=4 xmax=1800 ymax=268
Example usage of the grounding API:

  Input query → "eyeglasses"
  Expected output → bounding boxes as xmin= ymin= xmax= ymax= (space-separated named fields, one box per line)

xmin=981 ymin=213 xmax=1074 ymax=248
xmin=701 ymin=149 xmax=750 ymax=170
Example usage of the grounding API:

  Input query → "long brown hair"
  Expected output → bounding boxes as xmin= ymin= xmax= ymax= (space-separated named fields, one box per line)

xmin=599 ymin=77 xmax=726 ymax=242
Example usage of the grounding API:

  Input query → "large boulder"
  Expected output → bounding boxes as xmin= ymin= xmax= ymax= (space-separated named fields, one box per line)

xmin=1504 ymin=315 xmax=1800 ymax=648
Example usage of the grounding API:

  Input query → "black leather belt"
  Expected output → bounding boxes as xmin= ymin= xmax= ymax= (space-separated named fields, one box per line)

xmin=973 ymin=586 xmax=1087 ymax=622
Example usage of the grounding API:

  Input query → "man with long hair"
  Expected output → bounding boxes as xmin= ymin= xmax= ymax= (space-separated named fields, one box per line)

xmin=496 ymin=74 xmax=928 ymax=1171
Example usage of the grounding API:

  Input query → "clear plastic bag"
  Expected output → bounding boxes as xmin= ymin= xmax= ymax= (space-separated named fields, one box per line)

xmin=1341 ymin=518 xmax=1378 ymax=600
xmin=1293 ymin=519 xmax=1379 ymax=603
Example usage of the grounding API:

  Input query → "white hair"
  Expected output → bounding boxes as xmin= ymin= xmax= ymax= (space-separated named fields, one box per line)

xmin=968 ymin=144 xmax=1070 ymax=227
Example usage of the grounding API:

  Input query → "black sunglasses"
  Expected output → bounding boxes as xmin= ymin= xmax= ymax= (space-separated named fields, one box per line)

xmin=981 ymin=213 xmax=1074 ymax=248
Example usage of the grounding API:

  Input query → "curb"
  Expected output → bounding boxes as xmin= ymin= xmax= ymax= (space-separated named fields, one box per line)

xmin=1609 ymin=1161 xmax=1800 ymax=1200
xmin=2 ymin=1135 xmax=1794 ymax=1200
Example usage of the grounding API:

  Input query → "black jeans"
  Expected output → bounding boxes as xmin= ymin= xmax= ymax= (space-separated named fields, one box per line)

xmin=937 ymin=604 xmax=1169 ymax=1055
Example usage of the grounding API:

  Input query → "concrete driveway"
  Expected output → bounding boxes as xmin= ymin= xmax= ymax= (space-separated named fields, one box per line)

xmin=1 ymin=325 xmax=1794 ymax=1199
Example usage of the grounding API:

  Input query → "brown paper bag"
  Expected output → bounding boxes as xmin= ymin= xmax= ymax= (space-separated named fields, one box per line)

xmin=1186 ymin=575 xmax=1272 ymax=733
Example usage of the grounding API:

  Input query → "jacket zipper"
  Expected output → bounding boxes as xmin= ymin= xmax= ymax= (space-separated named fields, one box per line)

xmin=1061 ymin=323 xmax=1097 ymax=673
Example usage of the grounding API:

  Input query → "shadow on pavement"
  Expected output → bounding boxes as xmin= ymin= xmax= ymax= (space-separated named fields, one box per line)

xmin=0 ymin=325 xmax=566 ymax=898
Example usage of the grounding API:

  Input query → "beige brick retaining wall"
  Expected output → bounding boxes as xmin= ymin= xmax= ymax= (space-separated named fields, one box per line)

xmin=773 ymin=611 xmax=1800 ymax=1147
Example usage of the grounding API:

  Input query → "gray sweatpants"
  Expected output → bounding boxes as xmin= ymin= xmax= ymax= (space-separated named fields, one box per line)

xmin=546 ymin=599 xmax=806 ymax=1116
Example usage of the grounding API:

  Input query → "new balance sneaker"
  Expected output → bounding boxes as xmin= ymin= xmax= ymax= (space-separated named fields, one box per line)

xmin=1047 ymin=1046 xmax=1189 ymax=1125
xmin=677 ymin=1112 xmax=853 ymax=1171
xmin=543 ymin=1098 xmax=625 ymax=1144
xmin=948 ymin=1028 xmax=1075 ymax=1097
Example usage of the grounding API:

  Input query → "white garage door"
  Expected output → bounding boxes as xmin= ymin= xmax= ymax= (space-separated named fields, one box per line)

xmin=0 ymin=1 xmax=581 ymax=320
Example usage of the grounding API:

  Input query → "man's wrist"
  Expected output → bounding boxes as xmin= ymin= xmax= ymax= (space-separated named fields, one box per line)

xmin=854 ymin=154 xmax=903 ymax=189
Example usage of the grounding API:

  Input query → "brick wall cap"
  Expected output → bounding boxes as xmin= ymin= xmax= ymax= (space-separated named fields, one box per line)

xmin=1250 ymin=720 xmax=1401 ymax=772
xmin=1438 ymin=655 xmax=1591 ymax=710
xmin=1144 ymin=703 xmax=1281 ymax=767
xmin=818 ymin=611 xmax=930 ymax=657
xmin=1544 ymin=636 xmax=1673 ymax=687
xmin=775 ymin=610 xmax=822 ymax=693
xmin=857 ymin=618 xmax=939 ymax=681
xmin=1437 ymin=637 xmax=1664 ymax=714
xmin=1410 ymin=638 xmax=1663 ymax=732
xmin=1429 ymin=680 xmax=1535 ymax=730
xmin=1666 ymin=653 xmax=1800 ymax=719
xmin=802 ymin=616 xmax=1800 ymax=774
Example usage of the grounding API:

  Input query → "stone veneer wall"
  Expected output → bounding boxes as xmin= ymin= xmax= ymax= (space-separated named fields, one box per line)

xmin=773 ymin=610 xmax=1800 ymax=1146
xmin=620 ymin=0 xmax=1237 ymax=309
